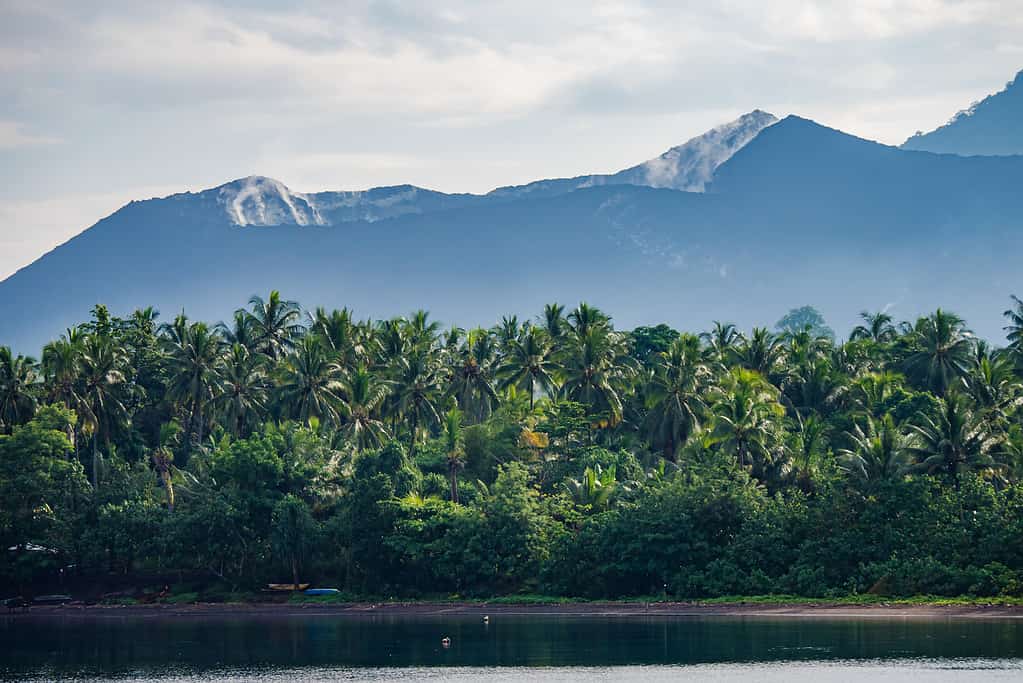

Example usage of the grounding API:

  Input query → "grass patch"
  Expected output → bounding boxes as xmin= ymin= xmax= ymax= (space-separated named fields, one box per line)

xmin=163 ymin=591 xmax=200 ymax=604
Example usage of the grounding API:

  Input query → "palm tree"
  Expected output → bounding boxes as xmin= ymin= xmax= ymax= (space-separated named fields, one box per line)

xmin=729 ymin=327 xmax=785 ymax=380
xmin=708 ymin=367 xmax=785 ymax=473
xmin=244 ymin=290 xmax=305 ymax=360
xmin=965 ymin=346 xmax=1022 ymax=425
xmin=850 ymin=310 xmax=896 ymax=343
xmin=217 ymin=310 xmax=258 ymax=352
xmin=41 ymin=331 xmax=85 ymax=449
xmin=151 ymin=421 xmax=181 ymax=512
xmin=701 ymin=321 xmax=741 ymax=365
xmin=214 ymin=343 xmax=268 ymax=437
xmin=497 ymin=325 xmax=558 ymax=410
xmin=448 ymin=328 xmax=499 ymax=424
xmin=837 ymin=414 xmax=912 ymax=488
xmin=849 ymin=370 xmax=904 ymax=420
xmin=780 ymin=357 xmax=845 ymax=419
xmin=78 ymin=334 xmax=127 ymax=487
xmin=442 ymin=407 xmax=464 ymax=503
xmin=395 ymin=350 xmax=444 ymax=457
xmin=564 ymin=464 xmax=618 ymax=510
xmin=542 ymin=303 xmax=566 ymax=341
xmin=644 ymin=334 xmax=708 ymax=461
xmin=0 ymin=346 xmax=38 ymax=434
xmin=788 ymin=413 xmax=829 ymax=487
xmin=903 ymin=309 xmax=974 ymax=395
xmin=495 ymin=315 xmax=520 ymax=351
xmin=405 ymin=310 xmax=442 ymax=350
xmin=165 ymin=322 xmax=222 ymax=448
xmin=310 ymin=307 xmax=366 ymax=370
xmin=275 ymin=336 xmax=345 ymax=426
xmin=559 ymin=326 xmax=636 ymax=428
xmin=567 ymin=302 xmax=610 ymax=338
xmin=907 ymin=392 xmax=1006 ymax=491
xmin=337 ymin=367 xmax=391 ymax=450
xmin=1004 ymin=294 xmax=1023 ymax=354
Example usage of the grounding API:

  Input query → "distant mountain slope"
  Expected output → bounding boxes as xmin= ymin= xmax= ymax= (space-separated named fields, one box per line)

xmin=205 ymin=112 xmax=776 ymax=228
xmin=207 ymin=176 xmax=480 ymax=226
xmin=902 ymin=69 xmax=1023 ymax=155
xmin=3 ymin=113 xmax=1023 ymax=353
xmin=487 ymin=110 xmax=777 ymax=199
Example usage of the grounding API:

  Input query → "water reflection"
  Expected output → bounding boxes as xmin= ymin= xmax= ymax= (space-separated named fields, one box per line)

xmin=2 ymin=615 xmax=1022 ymax=680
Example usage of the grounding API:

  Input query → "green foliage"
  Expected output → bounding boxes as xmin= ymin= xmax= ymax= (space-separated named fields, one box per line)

xmin=776 ymin=305 xmax=835 ymax=340
xmin=6 ymin=296 xmax=1023 ymax=602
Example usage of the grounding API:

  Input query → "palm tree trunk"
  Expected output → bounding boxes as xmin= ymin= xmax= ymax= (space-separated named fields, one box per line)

xmin=91 ymin=435 xmax=100 ymax=488
xmin=449 ymin=463 xmax=459 ymax=504
xmin=409 ymin=412 xmax=419 ymax=458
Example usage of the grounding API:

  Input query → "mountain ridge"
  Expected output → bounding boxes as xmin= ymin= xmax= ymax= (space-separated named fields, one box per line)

xmin=902 ymin=69 xmax=1023 ymax=156
xmin=2 ymin=109 xmax=1022 ymax=352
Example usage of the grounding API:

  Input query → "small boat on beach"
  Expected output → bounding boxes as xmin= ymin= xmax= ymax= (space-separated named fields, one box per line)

xmin=267 ymin=583 xmax=310 ymax=591
xmin=32 ymin=595 xmax=72 ymax=605
xmin=303 ymin=588 xmax=340 ymax=596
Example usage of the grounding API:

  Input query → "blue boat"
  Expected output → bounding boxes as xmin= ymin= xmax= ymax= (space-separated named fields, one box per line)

xmin=303 ymin=588 xmax=340 ymax=596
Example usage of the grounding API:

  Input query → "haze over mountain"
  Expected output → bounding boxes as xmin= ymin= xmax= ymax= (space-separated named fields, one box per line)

xmin=902 ymin=69 xmax=1023 ymax=156
xmin=1 ymin=108 xmax=1022 ymax=353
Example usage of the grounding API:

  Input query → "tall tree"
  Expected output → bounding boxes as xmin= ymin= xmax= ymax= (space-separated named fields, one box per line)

xmin=709 ymin=367 xmax=785 ymax=474
xmin=448 ymin=328 xmax=499 ymax=424
xmin=0 ymin=347 xmax=38 ymax=435
xmin=903 ymin=309 xmax=975 ymax=395
xmin=542 ymin=302 xmax=566 ymax=341
xmin=837 ymin=414 xmax=911 ymax=489
xmin=214 ymin=343 xmax=268 ymax=437
xmin=337 ymin=367 xmax=391 ymax=451
xmin=560 ymin=326 xmax=636 ymax=428
xmin=77 ymin=334 xmax=127 ymax=486
xmin=729 ymin=327 xmax=786 ymax=380
xmin=395 ymin=349 xmax=444 ymax=457
xmin=245 ymin=290 xmax=305 ymax=360
xmin=907 ymin=392 xmax=1006 ymax=491
xmin=275 ymin=336 xmax=345 ymax=426
xmin=165 ymin=322 xmax=222 ymax=449
xmin=644 ymin=334 xmax=708 ymax=461
xmin=850 ymin=310 xmax=896 ymax=343
xmin=443 ymin=407 xmax=464 ymax=503
xmin=498 ymin=325 xmax=559 ymax=410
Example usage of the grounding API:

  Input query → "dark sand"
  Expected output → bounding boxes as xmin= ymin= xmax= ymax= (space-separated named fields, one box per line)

xmin=13 ymin=601 xmax=1023 ymax=620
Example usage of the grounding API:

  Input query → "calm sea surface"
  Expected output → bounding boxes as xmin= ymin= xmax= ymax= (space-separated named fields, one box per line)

xmin=2 ymin=613 xmax=1022 ymax=681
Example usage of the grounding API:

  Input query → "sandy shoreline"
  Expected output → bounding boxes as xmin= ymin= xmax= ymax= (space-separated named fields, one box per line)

xmin=11 ymin=601 xmax=1023 ymax=620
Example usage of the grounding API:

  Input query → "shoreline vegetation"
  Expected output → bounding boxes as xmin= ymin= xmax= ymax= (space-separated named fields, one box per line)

xmin=16 ymin=596 xmax=1023 ymax=620
xmin=4 ymin=295 xmax=1023 ymax=605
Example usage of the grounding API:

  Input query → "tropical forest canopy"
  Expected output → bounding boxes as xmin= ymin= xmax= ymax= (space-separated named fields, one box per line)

xmin=3 ymin=292 xmax=1023 ymax=600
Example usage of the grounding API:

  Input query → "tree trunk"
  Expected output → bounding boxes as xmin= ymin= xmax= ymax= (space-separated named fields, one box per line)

xmin=408 ymin=412 xmax=419 ymax=458
xmin=449 ymin=464 xmax=459 ymax=504
xmin=291 ymin=558 xmax=299 ymax=588
xmin=91 ymin=435 xmax=100 ymax=488
xmin=161 ymin=469 xmax=175 ymax=512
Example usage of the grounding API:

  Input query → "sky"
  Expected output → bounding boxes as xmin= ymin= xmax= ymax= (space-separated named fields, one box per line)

xmin=1 ymin=0 xmax=1022 ymax=279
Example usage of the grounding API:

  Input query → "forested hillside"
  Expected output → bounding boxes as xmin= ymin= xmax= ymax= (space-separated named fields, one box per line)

xmin=3 ymin=294 xmax=1023 ymax=600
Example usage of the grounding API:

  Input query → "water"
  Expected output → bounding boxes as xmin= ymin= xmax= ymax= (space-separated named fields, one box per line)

xmin=2 ymin=613 xmax=1022 ymax=681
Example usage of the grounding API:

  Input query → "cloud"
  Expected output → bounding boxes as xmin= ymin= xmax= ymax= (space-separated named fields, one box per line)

xmin=0 ymin=120 xmax=60 ymax=149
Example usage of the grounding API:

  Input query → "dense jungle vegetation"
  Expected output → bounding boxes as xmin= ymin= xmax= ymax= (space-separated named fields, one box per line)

xmin=3 ymin=293 xmax=1023 ymax=601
